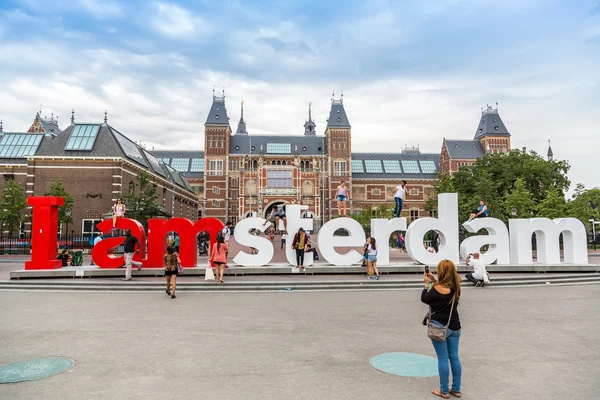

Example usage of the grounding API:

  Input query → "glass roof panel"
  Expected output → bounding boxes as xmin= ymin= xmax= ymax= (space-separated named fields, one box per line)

xmin=171 ymin=158 xmax=190 ymax=172
xmin=65 ymin=124 xmax=100 ymax=151
xmin=383 ymin=160 xmax=402 ymax=173
xmin=351 ymin=159 xmax=364 ymax=173
xmin=142 ymin=149 xmax=168 ymax=178
xmin=0 ymin=134 xmax=43 ymax=158
xmin=113 ymin=130 xmax=148 ymax=167
xmin=401 ymin=160 xmax=420 ymax=173
xmin=190 ymin=158 xmax=204 ymax=172
xmin=364 ymin=159 xmax=383 ymax=173
xmin=419 ymin=160 xmax=437 ymax=174
xmin=266 ymin=143 xmax=291 ymax=154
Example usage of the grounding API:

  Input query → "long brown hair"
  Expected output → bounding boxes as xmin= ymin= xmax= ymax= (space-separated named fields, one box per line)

xmin=436 ymin=260 xmax=461 ymax=302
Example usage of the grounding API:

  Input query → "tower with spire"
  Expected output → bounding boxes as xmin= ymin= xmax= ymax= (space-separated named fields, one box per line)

xmin=236 ymin=100 xmax=248 ymax=135
xmin=474 ymin=103 xmax=511 ymax=154
xmin=547 ymin=140 xmax=553 ymax=161
xmin=303 ymin=103 xmax=316 ymax=135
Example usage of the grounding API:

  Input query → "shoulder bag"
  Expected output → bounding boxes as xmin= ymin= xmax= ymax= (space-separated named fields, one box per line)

xmin=427 ymin=297 xmax=455 ymax=342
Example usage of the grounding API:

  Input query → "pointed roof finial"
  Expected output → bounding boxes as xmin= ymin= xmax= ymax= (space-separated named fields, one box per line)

xmin=104 ymin=110 xmax=108 ymax=124
xmin=547 ymin=139 xmax=553 ymax=160
xmin=0 ymin=119 xmax=3 ymax=133
xmin=212 ymin=86 xmax=215 ymax=99
xmin=222 ymin=86 xmax=225 ymax=98
xmin=71 ymin=109 xmax=75 ymax=125
xmin=241 ymin=99 xmax=244 ymax=118
xmin=341 ymin=89 xmax=344 ymax=103
xmin=332 ymin=89 xmax=335 ymax=103
xmin=309 ymin=102 xmax=312 ymax=121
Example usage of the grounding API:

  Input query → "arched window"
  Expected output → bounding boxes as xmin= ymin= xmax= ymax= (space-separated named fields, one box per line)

xmin=306 ymin=162 xmax=311 ymax=170
xmin=128 ymin=181 xmax=135 ymax=195
xmin=272 ymin=160 xmax=276 ymax=165
xmin=277 ymin=160 xmax=281 ymax=166
xmin=252 ymin=160 xmax=258 ymax=169
xmin=300 ymin=161 xmax=305 ymax=170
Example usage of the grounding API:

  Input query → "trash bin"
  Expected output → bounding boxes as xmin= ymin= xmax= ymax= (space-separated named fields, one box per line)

xmin=70 ymin=250 xmax=84 ymax=266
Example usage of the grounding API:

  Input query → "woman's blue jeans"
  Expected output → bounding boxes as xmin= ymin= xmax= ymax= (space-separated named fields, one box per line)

xmin=430 ymin=321 xmax=462 ymax=394
xmin=394 ymin=198 xmax=403 ymax=217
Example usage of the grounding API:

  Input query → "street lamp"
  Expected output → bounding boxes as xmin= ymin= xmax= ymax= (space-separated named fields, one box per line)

xmin=511 ymin=207 xmax=517 ymax=217
xmin=64 ymin=208 xmax=72 ymax=241
xmin=590 ymin=218 xmax=599 ymax=251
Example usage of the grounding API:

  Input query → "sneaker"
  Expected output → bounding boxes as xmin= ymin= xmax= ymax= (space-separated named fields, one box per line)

xmin=375 ymin=276 xmax=380 ymax=280
xmin=123 ymin=277 xmax=132 ymax=281
xmin=475 ymin=281 xmax=482 ymax=287
xmin=367 ymin=276 xmax=372 ymax=280
xmin=166 ymin=290 xmax=171 ymax=295
xmin=137 ymin=264 xmax=142 ymax=271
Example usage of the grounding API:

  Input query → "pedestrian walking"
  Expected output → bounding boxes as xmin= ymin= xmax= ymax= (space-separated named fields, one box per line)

xmin=112 ymin=198 xmax=125 ymax=229
xmin=123 ymin=229 xmax=142 ymax=281
xmin=366 ymin=237 xmax=380 ymax=280
xmin=392 ymin=180 xmax=407 ymax=218
xmin=397 ymin=233 xmax=405 ymax=252
xmin=164 ymin=245 xmax=181 ymax=299
xmin=210 ymin=232 xmax=228 ymax=283
xmin=465 ymin=252 xmax=487 ymax=287
xmin=281 ymin=231 xmax=288 ymax=249
xmin=291 ymin=227 xmax=307 ymax=269
xmin=422 ymin=260 xmax=462 ymax=399
xmin=174 ymin=233 xmax=180 ymax=253
xmin=335 ymin=180 xmax=348 ymax=217
xmin=222 ymin=221 xmax=232 ymax=243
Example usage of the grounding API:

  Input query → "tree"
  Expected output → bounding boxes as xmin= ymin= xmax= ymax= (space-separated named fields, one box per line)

xmin=425 ymin=172 xmax=454 ymax=215
xmin=538 ymin=186 xmax=567 ymax=219
xmin=567 ymin=186 xmax=600 ymax=229
xmin=123 ymin=170 xmax=162 ymax=227
xmin=0 ymin=179 xmax=28 ymax=235
xmin=45 ymin=178 xmax=75 ymax=231
xmin=504 ymin=178 xmax=536 ymax=218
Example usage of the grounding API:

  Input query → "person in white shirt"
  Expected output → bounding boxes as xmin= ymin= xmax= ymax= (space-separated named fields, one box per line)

xmin=465 ymin=252 xmax=486 ymax=287
xmin=392 ymin=180 xmax=407 ymax=218
xmin=424 ymin=243 xmax=436 ymax=253
xmin=222 ymin=221 xmax=232 ymax=243
xmin=366 ymin=237 xmax=380 ymax=280
xmin=281 ymin=231 xmax=288 ymax=249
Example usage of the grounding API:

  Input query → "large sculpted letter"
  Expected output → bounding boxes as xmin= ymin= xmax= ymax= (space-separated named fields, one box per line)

xmin=460 ymin=218 xmax=510 ymax=265
xmin=405 ymin=193 xmax=459 ymax=264
xmin=285 ymin=205 xmax=314 ymax=266
xmin=317 ymin=218 xmax=366 ymax=266
xmin=25 ymin=196 xmax=64 ymax=270
xmin=509 ymin=218 xmax=588 ymax=265
xmin=371 ymin=218 xmax=407 ymax=265
xmin=147 ymin=218 xmax=224 ymax=268
xmin=92 ymin=218 xmax=146 ymax=268
xmin=232 ymin=217 xmax=273 ymax=266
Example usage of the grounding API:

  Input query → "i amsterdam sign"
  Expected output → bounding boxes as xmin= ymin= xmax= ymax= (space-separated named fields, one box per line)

xmin=25 ymin=194 xmax=588 ymax=270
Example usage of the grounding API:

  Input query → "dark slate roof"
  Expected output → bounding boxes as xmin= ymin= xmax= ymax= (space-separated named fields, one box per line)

xmin=40 ymin=118 xmax=62 ymax=134
xmin=31 ymin=123 xmax=193 ymax=193
xmin=205 ymin=97 xmax=230 ymax=125
xmin=351 ymin=152 xmax=440 ymax=180
xmin=474 ymin=107 xmax=510 ymax=139
xmin=150 ymin=149 xmax=205 ymax=178
xmin=235 ymin=102 xmax=248 ymax=135
xmin=229 ymin=135 xmax=327 ymax=156
xmin=326 ymin=100 xmax=351 ymax=128
xmin=445 ymin=140 xmax=485 ymax=159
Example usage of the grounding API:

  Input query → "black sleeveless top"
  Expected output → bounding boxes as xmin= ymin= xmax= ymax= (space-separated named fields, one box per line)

xmin=421 ymin=287 xmax=461 ymax=330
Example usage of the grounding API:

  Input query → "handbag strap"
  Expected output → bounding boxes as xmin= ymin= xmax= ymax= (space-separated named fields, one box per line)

xmin=428 ymin=293 xmax=456 ymax=328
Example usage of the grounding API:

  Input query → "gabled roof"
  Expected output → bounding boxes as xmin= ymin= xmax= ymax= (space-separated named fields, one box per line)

xmin=326 ymin=100 xmax=350 ymax=128
xmin=351 ymin=152 xmax=440 ymax=180
xmin=444 ymin=139 xmax=485 ymax=159
xmin=474 ymin=106 xmax=509 ymax=139
xmin=205 ymin=96 xmax=230 ymax=126
xmin=228 ymin=135 xmax=327 ymax=156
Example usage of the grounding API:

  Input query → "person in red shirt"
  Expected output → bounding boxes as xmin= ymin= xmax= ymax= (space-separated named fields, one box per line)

xmin=210 ymin=232 xmax=228 ymax=283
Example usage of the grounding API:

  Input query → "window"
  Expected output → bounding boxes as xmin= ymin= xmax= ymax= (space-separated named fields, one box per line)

xmin=419 ymin=160 xmax=437 ymax=173
xmin=383 ymin=160 xmax=402 ymax=173
xmin=209 ymin=160 xmax=223 ymax=176
xmin=114 ymin=131 xmax=148 ymax=167
xmin=160 ymin=158 xmax=170 ymax=164
xmin=229 ymin=158 xmax=239 ymax=171
xmin=231 ymin=178 xmax=239 ymax=187
xmin=266 ymin=143 xmax=291 ymax=154
xmin=401 ymin=160 xmax=420 ymax=173
xmin=128 ymin=181 xmax=135 ymax=194
xmin=232 ymin=204 xmax=238 ymax=214
xmin=212 ymin=186 xmax=220 ymax=194
xmin=334 ymin=161 xmax=346 ymax=176
xmin=193 ymin=185 xmax=203 ymax=194
xmin=82 ymin=219 xmax=102 ymax=236
xmin=171 ymin=158 xmax=190 ymax=172
xmin=364 ymin=160 xmax=383 ymax=173
xmin=0 ymin=134 xmax=44 ymax=157
xmin=410 ymin=209 xmax=419 ymax=222
xmin=212 ymin=200 xmax=220 ymax=207
xmin=190 ymin=158 xmax=204 ymax=172
xmin=65 ymin=124 xmax=100 ymax=151
xmin=351 ymin=159 xmax=364 ymax=173
xmin=231 ymin=190 xmax=238 ymax=200
xmin=267 ymin=170 xmax=293 ymax=188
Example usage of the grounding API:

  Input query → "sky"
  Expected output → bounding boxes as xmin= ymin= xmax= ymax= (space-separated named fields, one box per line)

xmin=0 ymin=0 xmax=599 ymax=194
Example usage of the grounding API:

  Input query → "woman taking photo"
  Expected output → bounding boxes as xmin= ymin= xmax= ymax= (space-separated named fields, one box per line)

xmin=210 ymin=232 xmax=228 ymax=283
xmin=112 ymin=198 xmax=125 ymax=229
xmin=291 ymin=227 xmax=307 ymax=269
xmin=164 ymin=245 xmax=181 ymax=299
xmin=422 ymin=260 xmax=462 ymax=399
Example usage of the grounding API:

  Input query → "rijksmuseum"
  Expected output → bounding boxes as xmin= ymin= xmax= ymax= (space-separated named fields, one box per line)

xmin=0 ymin=93 xmax=514 ymax=235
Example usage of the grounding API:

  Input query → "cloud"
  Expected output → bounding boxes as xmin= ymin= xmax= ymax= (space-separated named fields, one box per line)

xmin=79 ymin=0 xmax=122 ymax=18
xmin=151 ymin=2 xmax=208 ymax=38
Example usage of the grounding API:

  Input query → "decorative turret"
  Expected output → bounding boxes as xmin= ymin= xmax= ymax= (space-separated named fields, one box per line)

xmin=304 ymin=103 xmax=316 ymax=135
xmin=205 ymin=89 xmax=230 ymax=126
xmin=474 ymin=103 xmax=511 ymax=154
xmin=236 ymin=100 xmax=248 ymax=135
xmin=547 ymin=140 xmax=553 ymax=161
xmin=326 ymin=91 xmax=351 ymax=128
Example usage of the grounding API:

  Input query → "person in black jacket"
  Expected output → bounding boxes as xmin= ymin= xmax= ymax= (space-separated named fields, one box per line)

xmin=422 ymin=260 xmax=462 ymax=399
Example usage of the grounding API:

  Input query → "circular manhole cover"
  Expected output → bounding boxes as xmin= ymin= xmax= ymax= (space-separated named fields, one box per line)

xmin=370 ymin=352 xmax=438 ymax=377
xmin=0 ymin=357 xmax=74 ymax=384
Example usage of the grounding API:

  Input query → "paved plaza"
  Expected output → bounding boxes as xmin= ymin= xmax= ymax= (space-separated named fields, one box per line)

xmin=1 ymin=284 xmax=598 ymax=399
